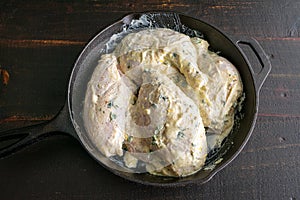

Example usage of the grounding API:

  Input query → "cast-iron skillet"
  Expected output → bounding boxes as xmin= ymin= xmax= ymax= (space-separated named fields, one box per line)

xmin=0 ymin=12 xmax=271 ymax=186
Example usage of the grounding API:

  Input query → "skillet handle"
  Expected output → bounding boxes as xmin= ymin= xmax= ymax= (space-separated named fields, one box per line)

xmin=0 ymin=104 xmax=77 ymax=159
xmin=235 ymin=37 xmax=272 ymax=92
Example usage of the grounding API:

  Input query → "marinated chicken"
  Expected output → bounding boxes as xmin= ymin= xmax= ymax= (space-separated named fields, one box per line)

xmin=83 ymin=28 xmax=243 ymax=177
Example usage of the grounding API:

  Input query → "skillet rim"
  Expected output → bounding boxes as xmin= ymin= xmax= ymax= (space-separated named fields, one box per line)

xmin=67 ymin=11 xmax=262 ymax=186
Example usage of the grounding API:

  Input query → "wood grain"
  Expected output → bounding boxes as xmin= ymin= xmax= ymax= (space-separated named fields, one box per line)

xmin=0 ymin=0 xmax=299 ymax=199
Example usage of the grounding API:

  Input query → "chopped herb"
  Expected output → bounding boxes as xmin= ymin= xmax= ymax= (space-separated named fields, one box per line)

xmin=177 ymin=131 xmax=185 ymax=138
xmin=191 ymin=143 xmax=196 ymax=147
xmin=107 ymin=100 xmax=119 ymax=109
xmin=151 ymin=136 xmax=157 ymax=145
xmin=172 ymin=53 xmax=178 ymax=58
xmin=127 ymin=135 xmax=133 ymax=142
xmin=107 ymin=101 xmax=113 ymax=108
xmin=159 ymin=94 xmax=168 ymax=101
xmin=109 ymin=112 xmax=116 ymax=121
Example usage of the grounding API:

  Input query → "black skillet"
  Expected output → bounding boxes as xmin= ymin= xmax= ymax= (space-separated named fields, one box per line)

xmin=0 ymin=12 xmax=271 ymax=186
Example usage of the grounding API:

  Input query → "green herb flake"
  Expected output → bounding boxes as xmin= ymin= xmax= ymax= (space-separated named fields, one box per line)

xmin=107 ymin=100 xmax=119 ymax=108
xmin=151 ymin=136 xmax=157 ymax=145
xmin=127 ymin=135 xmax=133 ymax=142
xmin=107 ymin=101 xmax=113 ymax=108
xmin=177 ymin=131 xmax=185 ymax=139
xmin=109 ymin=112 xmax=117 ymax=121
xmin=159 ymin=94 xmax=168 ymax=101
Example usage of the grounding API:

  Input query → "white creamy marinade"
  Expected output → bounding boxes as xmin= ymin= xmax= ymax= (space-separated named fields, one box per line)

xmin=83 ymin=28 xmax=243 ymax=177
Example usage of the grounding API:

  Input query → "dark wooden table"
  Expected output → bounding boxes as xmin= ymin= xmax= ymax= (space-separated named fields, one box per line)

xmin=1 ymin=1 xmax=299 ymax=199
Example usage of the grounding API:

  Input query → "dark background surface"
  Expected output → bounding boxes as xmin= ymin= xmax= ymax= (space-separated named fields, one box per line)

xmin=0 ymin=0 xmax=299 ymax=199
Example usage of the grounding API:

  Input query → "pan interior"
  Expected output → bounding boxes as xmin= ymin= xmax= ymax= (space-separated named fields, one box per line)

xmin=68 ymin=12 xmax=257 ymax=185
